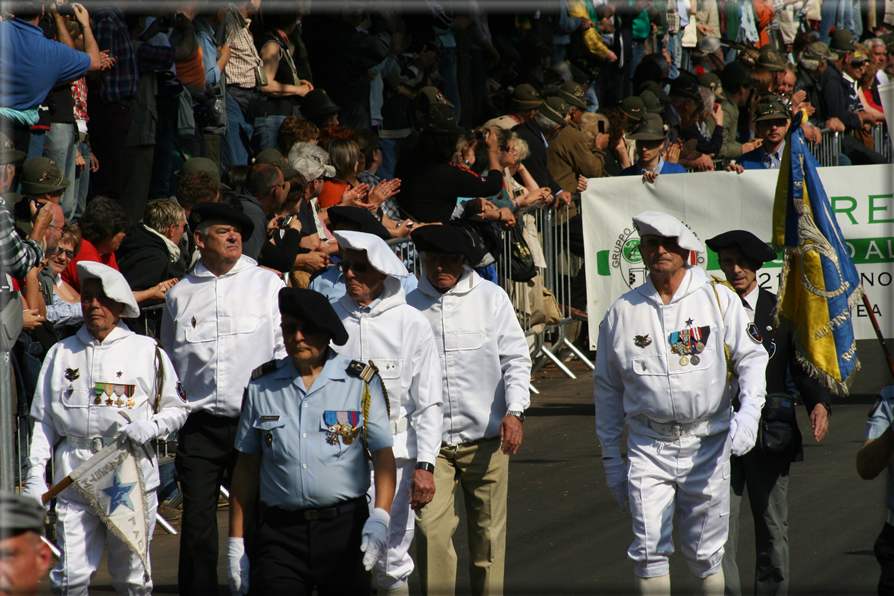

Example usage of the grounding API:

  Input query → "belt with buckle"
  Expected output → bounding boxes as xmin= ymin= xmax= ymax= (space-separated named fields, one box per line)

xmin=66 ymin=435 xmax=117 ymax=453
xmin=390 ymin=416 xmax=409 ymax=435
xmin=267 ymin=496 xmax=365 ymax=522
xmin=633 ymin=414 xmax=707 ymax=439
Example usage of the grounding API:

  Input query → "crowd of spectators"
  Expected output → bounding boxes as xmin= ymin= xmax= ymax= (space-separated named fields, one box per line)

xmin=2 ymin=0 xmax=893 ymax=510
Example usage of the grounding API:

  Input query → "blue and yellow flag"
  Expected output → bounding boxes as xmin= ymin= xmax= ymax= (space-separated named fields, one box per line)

xmin=771 ymin=114 xmax=862 ymax=394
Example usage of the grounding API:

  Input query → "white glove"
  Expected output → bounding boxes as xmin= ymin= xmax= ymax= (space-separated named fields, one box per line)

xmin=22 ymin=473 xmax=48 ymax=509
xmin=360 ymin=507 xmax=390 ymax=571
xmin=227 ymin=537 xmax=250 ymax=595
xmin=119 ymin=420 xmax=158 ymax=446
xmin=729 ymin=404 xmax=761 ymax=456
xmin=602 ymin=457 xmax=629 ymax=512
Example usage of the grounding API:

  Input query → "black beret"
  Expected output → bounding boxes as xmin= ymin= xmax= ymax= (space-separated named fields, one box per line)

xmin=705 ymin=230 xmax=778 ymax=266
xmin=189 ymin=201 xmax=255 ymax=241
xmin=327 ymin=206 xmax=391 ymax=241
xmin=0 ymin=490 xmax=45 ymax=538
xmin=411 ymin=223 xmax=475 ymax=262
xmin=278 ymin=288 xmax=348 ymax=346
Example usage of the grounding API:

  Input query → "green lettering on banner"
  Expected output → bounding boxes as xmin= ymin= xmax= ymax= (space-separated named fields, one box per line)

xmin=831 ymin=196 xmax=859 ymax=225
xmin=868 ymin=194 xmax=894 ymax=224
xmin=845 ymin=237 xmax=894 ymax=264
xmin=597 ymin=250 xmax=611 ymax=276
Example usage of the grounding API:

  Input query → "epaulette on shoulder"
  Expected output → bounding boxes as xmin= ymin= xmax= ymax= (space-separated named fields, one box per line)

xmin=252 ymin=360 xmax=277 ymax=380
xmin=346 ymin=360 xmax=378 ymax=383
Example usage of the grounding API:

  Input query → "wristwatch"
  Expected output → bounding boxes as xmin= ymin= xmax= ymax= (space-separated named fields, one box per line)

xmin=415 ymin=462 xmax=435 ymax=473
xmin=507 ymin=410 xmax=525 ymax=423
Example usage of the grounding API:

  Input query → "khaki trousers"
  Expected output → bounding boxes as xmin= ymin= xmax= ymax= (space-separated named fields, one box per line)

xmin=415 ymin=437 xmax=508 ymax=596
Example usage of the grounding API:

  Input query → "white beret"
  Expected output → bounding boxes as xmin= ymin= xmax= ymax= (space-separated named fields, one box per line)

xmin=77 ymin=261 xmax=140 ymax=318
xmin=333 ymin=230 xmax=409 ymax=278
xmin=632 ymin=211 xmax=704 ymax=253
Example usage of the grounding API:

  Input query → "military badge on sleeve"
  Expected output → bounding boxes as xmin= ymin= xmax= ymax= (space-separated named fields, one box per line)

xmin=746 ymin=322 xmax=762 ymax=344
xmin=176 ymin=381 xmax=188 ymax=403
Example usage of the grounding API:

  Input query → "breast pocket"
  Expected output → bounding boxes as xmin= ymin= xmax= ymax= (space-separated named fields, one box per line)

xmin=444 ymin=331 xmax=485 ymax=352
xmin=252 ymin=416 xmax=289 ymax=463
xmin=61 ymin=388 xmax=90 ymax=409
xmin=218 ymin=316 xmax=259 ymax=337
xmin=373 ymin=359 xmax=404 ymax=382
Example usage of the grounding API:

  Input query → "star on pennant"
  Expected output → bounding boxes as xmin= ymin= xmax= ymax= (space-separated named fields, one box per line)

xmin=102 ymin=473 xmax=136 ymax=515
xmin=685 ymin=318 xmax=694 ymax=326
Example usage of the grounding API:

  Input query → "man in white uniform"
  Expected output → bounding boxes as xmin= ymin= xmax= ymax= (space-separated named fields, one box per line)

xmin=160 ymin=202 xmax=286 ymax=593
xmin=407 ymin=225 xmax=532 ymax=596
xmin=24 ymin=262 xmax=189 ymax=594
xmin=330 ymin=230 xmax=443 ymax=596
xmin=593 ymin=211 xmax=768 ymax=595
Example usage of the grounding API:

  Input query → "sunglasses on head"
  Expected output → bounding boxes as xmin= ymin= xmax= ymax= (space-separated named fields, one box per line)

xmin=337 ymin=260 xmax=370 ymax=274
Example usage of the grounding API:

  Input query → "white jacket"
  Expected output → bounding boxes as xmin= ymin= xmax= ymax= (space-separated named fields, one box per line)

xmin=161 ymin=256 xmax=286 ymax=418
xmin=407 ymin=268 xmax=532 ymax=446
xmin=26 ymin=322 xmax=189 ymax=497
xmin=594 ymin=266 xmax=768 ymax=459
xmin=333 ymin=277 xmax=443 ymax=465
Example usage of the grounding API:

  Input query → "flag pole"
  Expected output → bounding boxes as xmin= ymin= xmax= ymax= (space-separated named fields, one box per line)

xmin=862 ymin=293 xmax=894 ymax=382
xmin=41 ymin=476 xmax=72 ymax=505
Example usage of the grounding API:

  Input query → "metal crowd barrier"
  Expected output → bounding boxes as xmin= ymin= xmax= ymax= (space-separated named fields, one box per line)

xmin=871 ymin=124 xmax=893 ymax=163
xmin=387 ymin=203 xmax=595 ymax=392
xmin=813 ymin=129 xmax=841 ymax=167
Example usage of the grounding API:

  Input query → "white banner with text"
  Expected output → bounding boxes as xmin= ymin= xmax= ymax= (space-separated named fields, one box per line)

xmin=581 ymin=165 xmax=894 ymax=348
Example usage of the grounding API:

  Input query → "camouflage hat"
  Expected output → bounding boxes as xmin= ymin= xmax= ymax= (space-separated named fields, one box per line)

xmin=698 ymin=72 xmax=727 ymax=100
xmin=537 ymin=96 xmax=568 ymax=127
xmin=20 ymin=157 xmax=70 ymax=195
xmin=756 ymin=48 xmax=788 ymax=72
xmin=510 ymin=83 xmax=544 ymax=112
xmin=0 ymin=132 xmax=25 ymax=165
xmin=619 ymin=96 xmax=646 ymax=121
xmin=255 ymin=148 xmax=299 ymax=179
xmin=803 ymin=41 xmax=835 ymax=61
xmin=174 ymin=157 xmax=230 ymax=190
xmin=753 ymin=98 xmax=791 ymax=122
xmin=417 ymin=85 xmax=454 ymax=111
xmin=850 ymin=48 xmax=870 ymax=64
xmin=557 ymin=81 xmax=586 ymax=110
xmin=300 ymin=89 xmax=340 ymax=120
xmin=639 ymin=90 xmax=664 ymax=114
xmin=628 ymin=113 xmax=668 ymax=141
xmin=829 ymin=29 xmax=857 ymax=54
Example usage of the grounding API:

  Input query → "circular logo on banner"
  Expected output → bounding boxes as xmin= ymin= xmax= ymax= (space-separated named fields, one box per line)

xmin=610 ymin=223 xmax=705 ymax=290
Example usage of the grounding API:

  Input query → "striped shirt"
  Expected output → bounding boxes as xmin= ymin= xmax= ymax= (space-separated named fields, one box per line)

xmin=216 ymin=4 xmax=262 ymax=89
xmin=0 ymin=197 xmax=43 ymax=279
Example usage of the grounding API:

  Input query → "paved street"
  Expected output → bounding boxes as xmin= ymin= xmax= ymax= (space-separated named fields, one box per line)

xmin=39 ymin=338 xmax=894 ymax=594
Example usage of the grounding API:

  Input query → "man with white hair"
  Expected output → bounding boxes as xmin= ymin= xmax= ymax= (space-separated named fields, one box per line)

xmin=161 ymin=202 xmax=286 ymax=593
xmin=593 ymin=211 xmax=768 ymax=595
xmin=330 ymin=230 xmax=443 ymax=596
xmin=24 ymin=261 xmax=189 ymax=593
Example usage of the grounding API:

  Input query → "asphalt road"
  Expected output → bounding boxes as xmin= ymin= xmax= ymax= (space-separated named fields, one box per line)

xmin=39 ymin=338 xmax=894 ymax=595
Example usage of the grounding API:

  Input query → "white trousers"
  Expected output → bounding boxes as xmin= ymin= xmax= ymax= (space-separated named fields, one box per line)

xmin=627 ymin=430 xmax=730 ymax=579
xmin=368 ymin=457 xmax=416 ymax=590
xmin=51 ymin=491 xmax=157 ymax=595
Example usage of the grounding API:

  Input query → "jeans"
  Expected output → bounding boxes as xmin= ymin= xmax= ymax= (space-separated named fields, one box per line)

xmin=379 ymin=137 xmax=398 ymax=181
xmin=220 ymin=91 xmax=254 ymax=170
xmin=72 ymin=140 xmax=90 ymax=223
xmin=44 ymin=122 xmax=78 ymax=218
xmin=666 ymin=32 xmax=681 ymax=79
xmin=253 ymin=114 xmax=287 ymax=155
xmin=439 ymin=47 xmax=461 ymax=122
xmin=818 ymin=0 xmax=853 ymax=44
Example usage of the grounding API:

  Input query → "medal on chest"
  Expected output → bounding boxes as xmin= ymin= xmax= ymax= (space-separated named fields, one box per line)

xmin=323 ymin=411 xmax=361 ymax=446
xmin=668 ymin=323 xmax=710 ymax=366
xmin=93 ymin=383 xmax=136 ymax=408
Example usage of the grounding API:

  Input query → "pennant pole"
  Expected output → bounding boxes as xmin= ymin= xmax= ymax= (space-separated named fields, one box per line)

xmin=862 ymin=293 xmax=894 ymax=382
xmin=41 ymin=476 xmax=73 ymax=505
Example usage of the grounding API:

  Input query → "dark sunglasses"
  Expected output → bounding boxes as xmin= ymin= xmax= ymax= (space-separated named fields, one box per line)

xmin=337 ymin=260 xmax=370 ymax=274
xmin=851 ymin=60 xmax=867 ymax=68
xmin=53 ymin=247 xmax=76 ymax=259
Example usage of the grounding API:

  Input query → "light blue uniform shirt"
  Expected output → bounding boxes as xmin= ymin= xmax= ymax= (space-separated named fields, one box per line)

xmin=308 ymin=266 xmax=418 ymax=305
xmin=866 ymin=391 xmax=894 ymax=511
xmin=235 ymin=350 xmax=393 ymax=510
